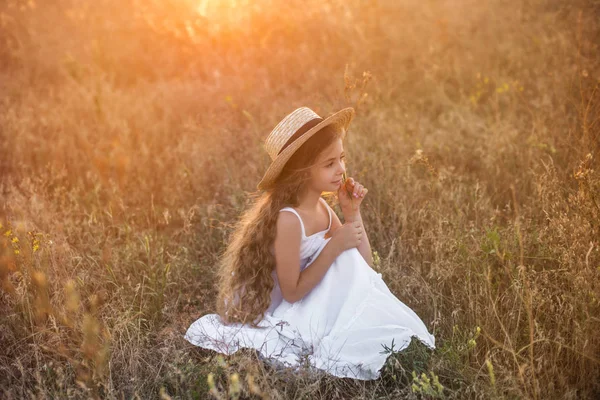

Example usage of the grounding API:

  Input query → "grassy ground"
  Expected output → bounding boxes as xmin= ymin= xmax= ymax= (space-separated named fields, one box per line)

xmin=1 ymin=0 xmax=599 ymax=398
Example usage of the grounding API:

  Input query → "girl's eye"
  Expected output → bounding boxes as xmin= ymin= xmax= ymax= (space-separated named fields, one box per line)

xmin=326 ymin=156 xmax=345 ymax=168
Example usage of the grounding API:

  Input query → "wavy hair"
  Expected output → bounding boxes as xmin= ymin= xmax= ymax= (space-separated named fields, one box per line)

xmin=215 ymin=123 xmax=346 ymax=328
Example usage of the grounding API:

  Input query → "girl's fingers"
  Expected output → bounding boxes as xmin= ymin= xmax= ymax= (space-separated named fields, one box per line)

xmin=354 ymin=187 xmax=367 ymax=198
xmin=345 ymin=177 xmax=368 ymax=199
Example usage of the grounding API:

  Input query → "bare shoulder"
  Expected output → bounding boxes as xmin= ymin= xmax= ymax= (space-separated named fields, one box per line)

xmin=275 ymin=211 xmax=302 ymax=241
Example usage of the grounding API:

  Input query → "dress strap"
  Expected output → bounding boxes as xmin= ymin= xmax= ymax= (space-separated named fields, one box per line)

xmin=279 ymin=197 xmax=331 ymax=237
xmin=278 ymin=207 xmax=306 ymax=237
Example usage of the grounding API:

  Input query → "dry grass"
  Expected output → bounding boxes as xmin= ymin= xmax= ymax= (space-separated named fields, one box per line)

xmin=1 ymin=0 xmax=599 ymax=398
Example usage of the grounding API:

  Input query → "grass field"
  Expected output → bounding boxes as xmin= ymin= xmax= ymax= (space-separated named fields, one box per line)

xmin=1 ymin=0 xmax=599 ymax=398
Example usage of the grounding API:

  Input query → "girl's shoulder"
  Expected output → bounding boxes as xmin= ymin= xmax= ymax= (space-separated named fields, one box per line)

xmin=280 ymin=197 xmax=328 ymax=209
xmin=279 ymin=198 xmax=332 ymax=216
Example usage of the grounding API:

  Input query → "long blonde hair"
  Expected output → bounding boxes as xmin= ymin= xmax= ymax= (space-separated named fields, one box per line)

xmin=215 ymin=123 xmax=346 ymax=327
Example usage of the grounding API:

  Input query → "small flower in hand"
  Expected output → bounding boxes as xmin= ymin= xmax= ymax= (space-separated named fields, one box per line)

xmin=338 ymin=172 xmax=368 ymax=211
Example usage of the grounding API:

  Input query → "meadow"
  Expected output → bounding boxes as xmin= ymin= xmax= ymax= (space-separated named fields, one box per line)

xmin=1 ymin=0 xmax=599 ymax=398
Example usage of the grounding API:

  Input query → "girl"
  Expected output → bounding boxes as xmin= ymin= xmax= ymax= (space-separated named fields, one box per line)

xmin=184 ymin=106 xmax=435 ymax=380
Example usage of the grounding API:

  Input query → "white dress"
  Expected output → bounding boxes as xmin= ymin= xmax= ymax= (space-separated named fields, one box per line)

xmin=184 ymin=197 xmax=436 ymax=380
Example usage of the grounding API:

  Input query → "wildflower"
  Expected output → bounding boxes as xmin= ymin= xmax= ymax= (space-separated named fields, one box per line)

xmin=246 ymin=373 xmax=261 ymax=395
xmin=372 ymin=250 xmax=381 ymax=269
xmin=207 ymin=372 xmax=218 ymax=398
xmin=229 ymin=373 xmax=241 ymax=397
xmin=432 ymin=373 xmax=444 ymax=393
xmin=11 ymin=237 xmax=18 ymax=244
xmin=4 ymin=230 xmax=11 ymax=237
xmin=486 ymin=358 xmax=496 ymax=387
xmin=341 ymin=171 xmax=358 ymax=204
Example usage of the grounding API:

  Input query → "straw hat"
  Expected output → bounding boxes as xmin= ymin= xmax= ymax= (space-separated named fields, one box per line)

xmin=257 ymin=106 xmax=355 ymax=190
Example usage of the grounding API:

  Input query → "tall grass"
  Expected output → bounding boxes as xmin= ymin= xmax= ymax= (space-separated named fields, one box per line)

xmin=1 ymin=0 xmax=599 ymax=398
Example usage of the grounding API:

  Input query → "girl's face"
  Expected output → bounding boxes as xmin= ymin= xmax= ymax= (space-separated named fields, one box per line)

xmin=310 ymin=138 xmax=346 ymax=192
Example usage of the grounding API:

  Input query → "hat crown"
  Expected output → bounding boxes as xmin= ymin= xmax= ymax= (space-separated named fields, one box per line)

xmin=264 ymin=107 xmax=322 ymax=161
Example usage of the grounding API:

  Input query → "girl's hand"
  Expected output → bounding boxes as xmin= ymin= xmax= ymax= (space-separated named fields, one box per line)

xmin=330 ymin=220 xmax=363 ymax=253
xmin=338 ymin=175 xmax=368 ymax=212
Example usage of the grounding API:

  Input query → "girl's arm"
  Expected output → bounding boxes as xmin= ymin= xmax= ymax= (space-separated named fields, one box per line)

xmin=326 ymin=203 xmax=374 ymax=268
xmin=344 ymin=210 xmax=373 ymax=268
xmin=275 ymin=211 xmax=343 ymax=303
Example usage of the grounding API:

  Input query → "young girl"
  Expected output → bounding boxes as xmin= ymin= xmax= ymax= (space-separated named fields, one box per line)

xmin=184 ymin=106 xmax=435 ymax=380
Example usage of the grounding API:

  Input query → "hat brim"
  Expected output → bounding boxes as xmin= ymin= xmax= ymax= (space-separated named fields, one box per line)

xmin=257 ymin=107 xmax=355 ymax=191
